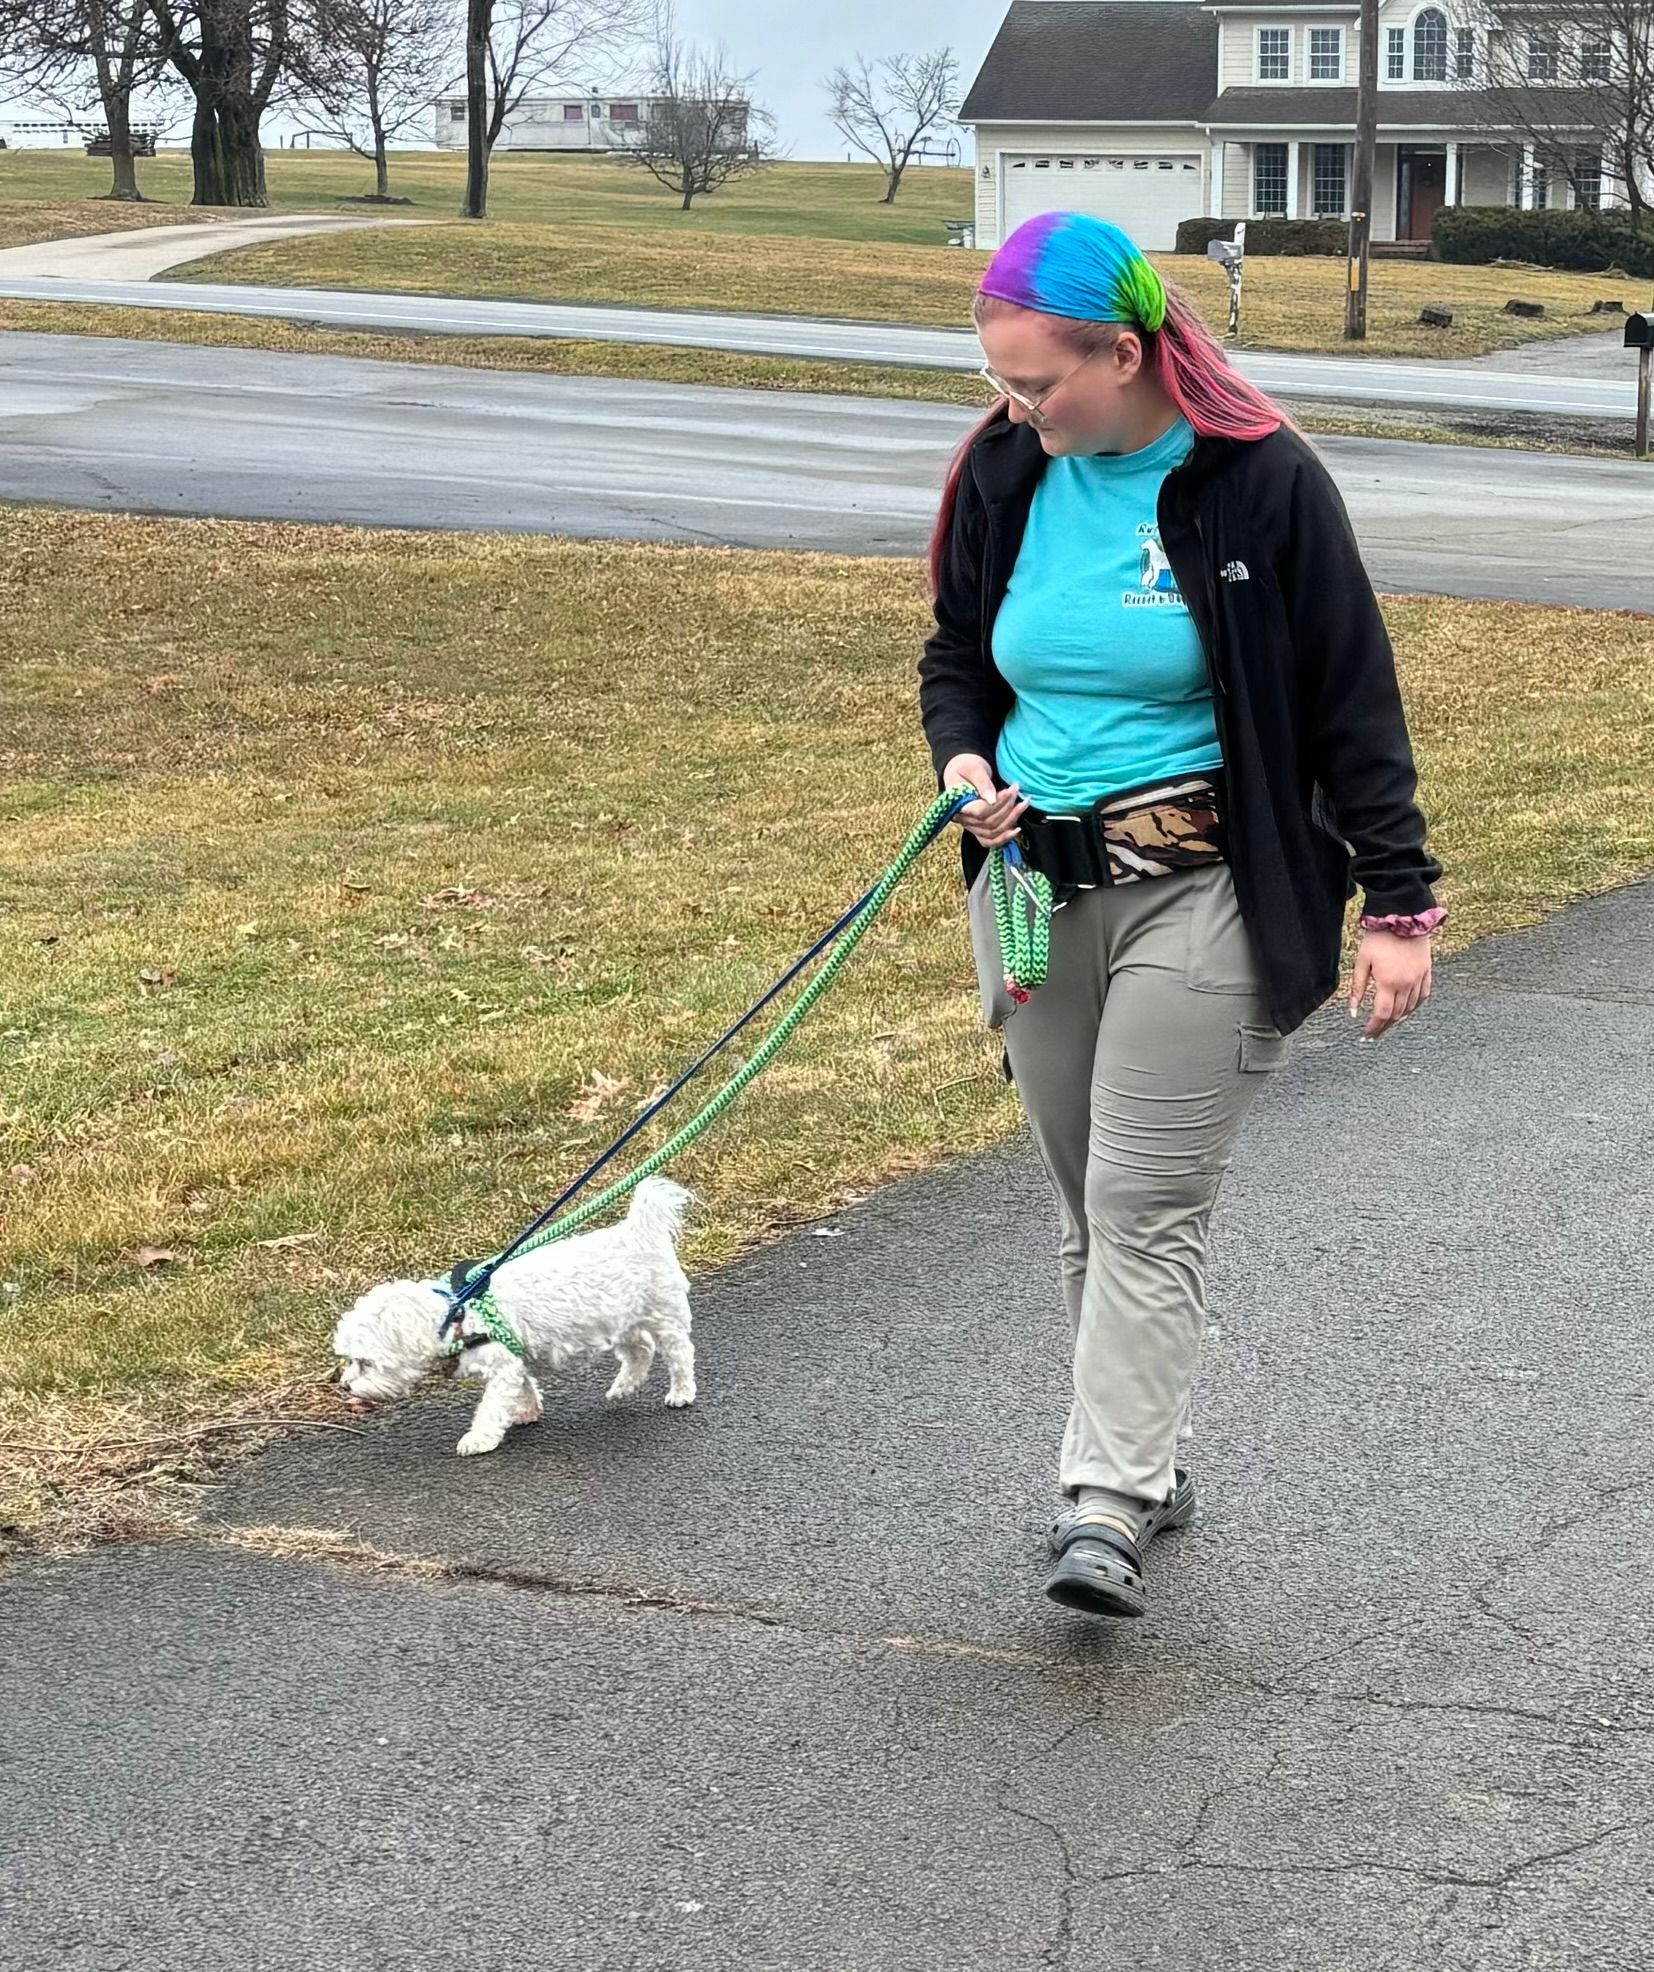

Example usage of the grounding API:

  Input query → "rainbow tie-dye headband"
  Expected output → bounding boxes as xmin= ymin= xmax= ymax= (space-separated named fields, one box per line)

xmin=978 ymin=211 xmax=1168 ymax=333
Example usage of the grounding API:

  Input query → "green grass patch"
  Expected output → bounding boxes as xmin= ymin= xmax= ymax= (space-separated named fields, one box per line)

xmin=3 ymin=506 xmax=1652 ymax=1538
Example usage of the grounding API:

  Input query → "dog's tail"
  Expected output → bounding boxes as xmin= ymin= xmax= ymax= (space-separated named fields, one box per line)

xmin=624 ymin=1176 xmax=695 ymax=1252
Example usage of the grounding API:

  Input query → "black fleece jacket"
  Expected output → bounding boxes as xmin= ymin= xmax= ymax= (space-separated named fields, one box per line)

xmin=918 ymin=414 xmax=1443 ymax=1036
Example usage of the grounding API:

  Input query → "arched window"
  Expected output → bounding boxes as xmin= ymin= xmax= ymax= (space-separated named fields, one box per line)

xmin=1413 ymin=8 xmax=1449 ymax=81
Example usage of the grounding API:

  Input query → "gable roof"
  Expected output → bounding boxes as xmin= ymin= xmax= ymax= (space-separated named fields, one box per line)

xmin=961 ymin=2 xmax=1219 ymax=124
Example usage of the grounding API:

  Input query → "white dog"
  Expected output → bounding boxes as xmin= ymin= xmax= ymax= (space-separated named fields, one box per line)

xmin=331 ymin=1177 xmax=697 ymax=1456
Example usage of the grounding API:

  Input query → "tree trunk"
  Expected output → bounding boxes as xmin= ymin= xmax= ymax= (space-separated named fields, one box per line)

xmin=680 ymin=185 xmax=695 ymax=210
xmin=463 ymin=0 xmax=490 ymax=218
xmin=98 ymin=91 xmax=144 ymax=201
xmin=1620 ymin=136 xmax=1647 ymax=228
xmin=374 ymin=119 xmax=390 ymax=198
xmin=191 ymin=95 xmax=266 ymax=206
xmin=882 ymin=162 xmax=905 ymax=204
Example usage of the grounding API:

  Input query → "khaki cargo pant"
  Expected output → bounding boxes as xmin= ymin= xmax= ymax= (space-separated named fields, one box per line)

xmin=969 ymin=859 xmax=1288 ymax=1505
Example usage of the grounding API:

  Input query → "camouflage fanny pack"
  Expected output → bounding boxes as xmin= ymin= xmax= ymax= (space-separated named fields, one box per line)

xmin=1016 ymin=775 xmax=1225 ymax=894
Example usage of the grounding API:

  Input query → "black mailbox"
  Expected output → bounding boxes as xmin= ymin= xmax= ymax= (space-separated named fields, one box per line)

xmin=1626 ymin=312 xmax=1654 ymax=349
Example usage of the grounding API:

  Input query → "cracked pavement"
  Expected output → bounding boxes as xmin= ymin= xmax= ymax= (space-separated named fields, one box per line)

xmin=5 ymin=882 xmax=1654 ymax=1968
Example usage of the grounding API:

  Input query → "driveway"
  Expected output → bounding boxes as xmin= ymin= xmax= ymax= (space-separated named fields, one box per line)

xmin=5 ymin=881 xmax=1654 ymax=1968
xmin=0 ymin=212 xmax=434 ymax=281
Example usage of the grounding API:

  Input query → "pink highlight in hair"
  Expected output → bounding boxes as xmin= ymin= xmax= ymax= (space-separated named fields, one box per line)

xmin=1149 ymin=287 xmax=1283 ymax=444
xmin=927 ymin=283 xmax=1285 ymax=592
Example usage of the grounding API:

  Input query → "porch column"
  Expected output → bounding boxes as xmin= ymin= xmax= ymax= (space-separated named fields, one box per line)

xmin=1446 ymin=140 xmax=1461 ymax=204
xmin=1286 ymin=138 xmax=1301 ymax=219
xmin=1519 ymin=144 xmax=1535 ymax=209
xmin=1211 ymin=141 xmax=1226 ymax=215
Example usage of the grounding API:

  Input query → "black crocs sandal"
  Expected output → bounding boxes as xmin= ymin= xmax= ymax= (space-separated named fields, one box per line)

xmin=1044 ymin=1517 xmax=1148 ymax=1619
xmin=1042 ymin=1470 xmax=1198 ymax=1621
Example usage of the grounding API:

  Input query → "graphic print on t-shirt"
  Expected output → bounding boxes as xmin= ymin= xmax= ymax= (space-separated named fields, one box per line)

xmin=1128 ymin=523 xmax=1185 ymax=607
xmin=989 ymin=414 xmax=1222 ymax=812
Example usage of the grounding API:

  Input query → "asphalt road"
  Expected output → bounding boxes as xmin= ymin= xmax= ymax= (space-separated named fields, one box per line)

xmin=6 ymin=882 xmax=1654 ymax=1969
xmin=0 ymin=272 xmax=1640 ymax=420
xmin=4 ymin=332 xmax=1651 ymax=607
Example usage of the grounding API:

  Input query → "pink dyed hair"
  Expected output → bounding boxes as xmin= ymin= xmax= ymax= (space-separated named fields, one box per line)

xmin=927 ymin=284 xmax=1285 ymax=593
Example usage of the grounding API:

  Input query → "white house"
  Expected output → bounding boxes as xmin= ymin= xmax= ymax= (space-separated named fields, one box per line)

xmin=962 ymin=0 xmax=1618 ymax=250
xmin=433 ymin=91 xmax=655 ymax=152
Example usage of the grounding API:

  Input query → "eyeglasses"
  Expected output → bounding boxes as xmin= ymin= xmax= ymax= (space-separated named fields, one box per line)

xmin=977 ymin=349 xmax=1098 ymax=429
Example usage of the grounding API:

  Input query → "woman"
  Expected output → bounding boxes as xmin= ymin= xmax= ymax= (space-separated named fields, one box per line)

xmin=919 ymin=212 xmax=1444 ymax=1622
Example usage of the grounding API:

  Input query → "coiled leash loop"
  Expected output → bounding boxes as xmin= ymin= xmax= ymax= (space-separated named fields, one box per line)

xmin=988 ymin=838 xmax=1053 ymax=1004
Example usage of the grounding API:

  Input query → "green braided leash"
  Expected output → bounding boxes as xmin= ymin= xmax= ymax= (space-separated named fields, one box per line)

xmin=452 ymin=789 xmax=1049 ymax=1353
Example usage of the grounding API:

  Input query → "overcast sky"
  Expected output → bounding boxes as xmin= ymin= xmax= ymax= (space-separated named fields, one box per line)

xmin=0 ymin=1 xmax=1011 ymax=159
xmin=673 ymin=0 xmax=1006 ymax=161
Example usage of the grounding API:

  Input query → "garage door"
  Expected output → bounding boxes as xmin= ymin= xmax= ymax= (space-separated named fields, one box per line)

xmin=1000 ymin=152 xmax=1203 ymax=252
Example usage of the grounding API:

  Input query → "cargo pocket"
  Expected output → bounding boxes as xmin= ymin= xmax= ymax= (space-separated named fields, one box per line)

xmin=966 ymin=860 xmax=1016 ymax=1031
xmin=1238 ymin=1023 xmax=1288 ymax=1073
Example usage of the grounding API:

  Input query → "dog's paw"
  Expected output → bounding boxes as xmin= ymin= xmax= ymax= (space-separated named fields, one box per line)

xmin=511 ymin=1398 xmax=543 ymax=1428
xmin=456 ymin=1429 xmax=505 ymax=1457
xmin=606 ymin=1376 xmax=642 ymax=1404
xmin=664 ymin=1385 xmax=697 ymax=1409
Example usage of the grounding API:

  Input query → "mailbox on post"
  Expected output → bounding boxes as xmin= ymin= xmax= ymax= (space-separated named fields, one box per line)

xmin=1206 ymin=222 xmax=1246 ymax=340
xmin=1627 ymin=312 xmax=1654 ymax=460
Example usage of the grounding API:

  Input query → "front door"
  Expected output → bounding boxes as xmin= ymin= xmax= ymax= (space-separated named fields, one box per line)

xmin=1397 ymin=149 xmax=1447 ymax=241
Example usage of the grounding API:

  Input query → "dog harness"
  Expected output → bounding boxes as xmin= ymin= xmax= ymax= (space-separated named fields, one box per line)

xmin=439 ymin=1260 xmax=528 ymax=1360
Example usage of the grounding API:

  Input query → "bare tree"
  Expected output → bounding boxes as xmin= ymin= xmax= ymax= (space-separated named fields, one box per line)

xmin=621 ymin=33 xmax=773 ymax=210
xmin=458 ymin=0 xmax=650 ymax=218
xmin=1465 ymin=0 xmax=1654 ymax=227
xmin=145 ymin=0 xmax=291 ymax=206
xmin=824 ymin=48 xmax=958 ymax=204
xmin=0 ymin=0 xmax=174 ymax=199
xmin=289 ymin=0 xmax=455 ymax=199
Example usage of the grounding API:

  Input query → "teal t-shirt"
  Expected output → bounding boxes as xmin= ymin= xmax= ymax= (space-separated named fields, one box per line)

xmin=991 ymin=416 xmax=1222 ymax=813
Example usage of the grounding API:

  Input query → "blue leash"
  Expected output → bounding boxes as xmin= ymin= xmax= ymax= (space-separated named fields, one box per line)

xmin=439 ymin=790 xmax=978 ymax=1335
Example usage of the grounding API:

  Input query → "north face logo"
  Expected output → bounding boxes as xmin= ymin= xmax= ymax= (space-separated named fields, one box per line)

xmin=1220 ymin=560 xmax=1250 ymax=583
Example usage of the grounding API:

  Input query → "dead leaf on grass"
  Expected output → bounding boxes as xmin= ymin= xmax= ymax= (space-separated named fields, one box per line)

xmin=568 ymin=1070 xmax=632 ymax=1123
xmin=137 ymin=967 xmax=177 ymax=989
xmin=255 ymin=1231 xmax=321 ymax=1252
xmin=135 ymin=1246 xmax=179 ymax=1269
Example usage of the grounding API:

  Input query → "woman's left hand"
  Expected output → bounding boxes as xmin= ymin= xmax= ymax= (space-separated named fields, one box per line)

xmin=1349 ymin=930 xmax=1433 ymax=1040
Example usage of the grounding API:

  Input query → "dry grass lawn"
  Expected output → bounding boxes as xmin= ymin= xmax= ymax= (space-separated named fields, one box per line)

xmin=0 ymin=149 xmax=975 ymax=246
xmin=4 ymin=507 xmax=1652 ymax=1546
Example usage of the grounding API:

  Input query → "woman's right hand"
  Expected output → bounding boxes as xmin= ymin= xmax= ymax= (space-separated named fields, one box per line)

xmin=942 ymin=753 xmax=1029 ymax=850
